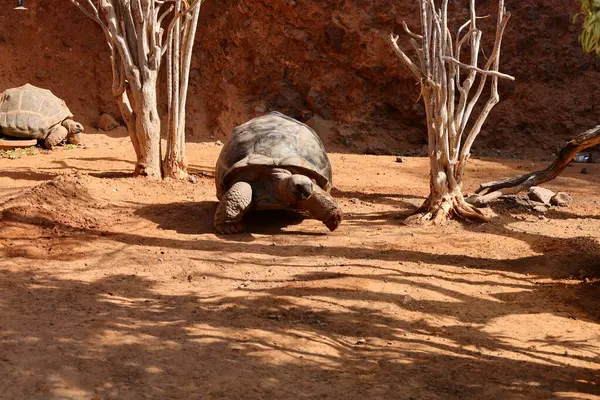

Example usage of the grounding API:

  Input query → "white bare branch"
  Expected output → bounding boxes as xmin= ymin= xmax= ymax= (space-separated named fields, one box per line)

xmin=161 ymin=0 xmax=204 ymax=56
xmin=442 ymin=56 xmax=515 ymax=80
xmin=388 ymin=0 xmax=512 ymax=223
xmin=390 ymin=34 xmax=424 ymax=80
xmin=402 ymin=21 xmax=422 ymax=41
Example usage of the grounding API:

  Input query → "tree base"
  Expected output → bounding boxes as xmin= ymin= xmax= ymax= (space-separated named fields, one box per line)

xmin=405 ymin=192 xmax=490 ymax=225
xmin=134 ymin=164 xmax=162 ymax=179
xmin=162 ymin=160 xmax=189 ymax=180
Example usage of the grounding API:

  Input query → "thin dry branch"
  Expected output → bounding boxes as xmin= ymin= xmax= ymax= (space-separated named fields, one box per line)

xmin=402 ymin=21 xmax=422 ymax=41
xmin=442 ymin=56 xmax=515 ymax=80
xmin=457 ymin=9 xmax=511 ymax=178
xmin=390 ymin=34 xmax=424 ymax=80
xmin=161 ymin=0 xmax=204 ymax=56
xmin=69 ymin=0 xmax=112 ymax=39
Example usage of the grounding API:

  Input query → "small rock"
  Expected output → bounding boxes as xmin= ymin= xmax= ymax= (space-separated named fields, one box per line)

xmin=356 ymin=338 xmax=367 ymax=345
xmin=402 ymin=295 xmax=415 ymax=305
xmin=532 ymin=205 xmax=548 ymax=213
xmin=238 ymin=280 xmax=251 ymax=289
xmin=215 ymin=140 xmax=224 ymax=146
xmin=349 ymin=198 xmax=360 ymax=204
xmin=300 ymin=109 xmax=313 ymax=121
xmin=268 ymin=314 xmax=282 ymax=320
xmin=188 ymin=175 xmax=198 ymax=184
xmin=550 ymin=192 xmax=573 ymax=207
xmin=98 ymin=113 xmax=120 ymax=131
xmin=395 ymin=156 xmax=405 ymax=163
xmin=254 ymin=103 xmax=267 ymax=113
xmin=581 ymin=167 xmax=589 ymax=174
xmin=527 ymin=186 xmax=555 ymax=205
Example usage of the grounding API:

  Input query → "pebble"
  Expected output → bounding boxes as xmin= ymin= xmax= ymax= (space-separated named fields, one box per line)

xmin=550 ymin=192 xmax=573 ymax=207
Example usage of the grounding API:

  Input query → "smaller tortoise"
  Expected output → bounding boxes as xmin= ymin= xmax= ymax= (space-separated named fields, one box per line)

xmin=0 ymin=84 xmax=84 ymax=149
xmin=214 ymin=111 xmax=342 ymax=234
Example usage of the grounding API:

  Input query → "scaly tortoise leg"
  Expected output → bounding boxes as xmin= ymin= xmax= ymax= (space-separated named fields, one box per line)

xmin=214 ymin=181 xmax=253 ymax=234
xmin=44 ymin=125 xmax=68 ymax=150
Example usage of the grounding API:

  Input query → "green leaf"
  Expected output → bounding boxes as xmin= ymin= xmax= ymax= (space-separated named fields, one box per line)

xmin=577 ymin=0 xmax=600 ymax=55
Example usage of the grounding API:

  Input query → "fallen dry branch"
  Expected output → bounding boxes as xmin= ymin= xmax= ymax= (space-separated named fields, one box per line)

xmin=468 ymin=124 xmax=600 ymax=205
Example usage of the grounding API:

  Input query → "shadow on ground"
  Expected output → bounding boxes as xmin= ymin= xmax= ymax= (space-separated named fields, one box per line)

xmin=1 ymin=174 xmax=599 ymax=399
xmin=0 ymin=269 xmax=598 ymax=399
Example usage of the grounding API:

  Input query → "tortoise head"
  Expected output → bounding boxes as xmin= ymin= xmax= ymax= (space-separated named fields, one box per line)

xmin=62 ymin=119 xmax=84 ymax=145
xmin=62 ymin=119 xmax=84 ymax=135
xmin=286 ymin=174 xmax=314 ymax=201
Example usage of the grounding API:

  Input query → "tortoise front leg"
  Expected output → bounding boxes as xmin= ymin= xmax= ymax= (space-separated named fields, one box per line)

xmin=298 ymin=185 xmax=342 ymax=231
xmin=67 ymin=133 xmax=83 ymax=145
xmin=214 ymin=181 xmax=253 ymax=234
xmin=43 ymin=125 xmax=68 ymax=150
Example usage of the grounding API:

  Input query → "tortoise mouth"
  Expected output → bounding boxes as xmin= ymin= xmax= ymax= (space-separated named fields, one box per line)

xmin=324 ymin=209 xmax=342 ymax=231
xmin=68 ymin=133 xmax=83 ymax=145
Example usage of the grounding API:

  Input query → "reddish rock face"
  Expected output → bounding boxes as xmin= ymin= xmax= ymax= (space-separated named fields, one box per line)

xmin=1 ymin=0 xmax=599 ymax=158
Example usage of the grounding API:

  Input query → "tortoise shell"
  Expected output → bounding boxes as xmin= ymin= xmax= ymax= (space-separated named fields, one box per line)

xmin=0 ymin=84 xmax=72 ymax=140
xmin=216 ymin=112 xmax=333 ymax=199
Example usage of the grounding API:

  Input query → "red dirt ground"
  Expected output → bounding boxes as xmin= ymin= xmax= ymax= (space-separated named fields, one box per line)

xmin=0 ymin=133 xmax=598 ymax=399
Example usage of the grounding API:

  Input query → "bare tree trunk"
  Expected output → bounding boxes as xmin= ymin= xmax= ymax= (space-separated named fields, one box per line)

xmin=164 ymin=1 xmax=202 ymax=179
xmin=467 ymin=124 xmax=600 ymax=205
xmin=133 ymin=77 xmax=162 ymax=176
xmin=69 ymin=0 xmax=203 ymax=179
xmin=390 ymin=0 xmax=513 ymax=224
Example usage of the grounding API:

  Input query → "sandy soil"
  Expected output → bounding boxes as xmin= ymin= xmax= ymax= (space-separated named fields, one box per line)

xmin=0 ymin=132 xmax=599 ymax=400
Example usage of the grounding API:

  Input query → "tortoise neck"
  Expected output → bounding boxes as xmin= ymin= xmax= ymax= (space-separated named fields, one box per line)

xmin=271 ymin=169 xmax=296 ymax=203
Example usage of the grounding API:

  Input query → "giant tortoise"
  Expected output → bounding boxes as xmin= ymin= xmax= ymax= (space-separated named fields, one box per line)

xmin=0 ymin=84 xmax=83 ymax=149
xmin=214 ymin=111 xmax=343 ymax=234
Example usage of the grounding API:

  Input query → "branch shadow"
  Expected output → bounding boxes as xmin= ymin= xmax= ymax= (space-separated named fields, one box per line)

xmin=1 ymin=177 xmax=599 ymax=398
xmin=332 ymin=188 xmax=423 ymax=209
xmin=0 ymin=169 xmax=58 ymax=182
xmin=0 ymin=269 xmax=597 ymax=399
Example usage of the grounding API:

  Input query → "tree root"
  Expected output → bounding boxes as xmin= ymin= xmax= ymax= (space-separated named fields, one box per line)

xmin=467 ymin=124 xmax=600 ymax=206
xmin=405 ymin=193 xmax=490 ymax=225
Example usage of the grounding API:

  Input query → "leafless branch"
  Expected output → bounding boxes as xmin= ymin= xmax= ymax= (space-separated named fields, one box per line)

xmin=442 ymin=56 xmax=515 ymax=80
xmin=390 ymin=34 xmax=424 ymax=80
